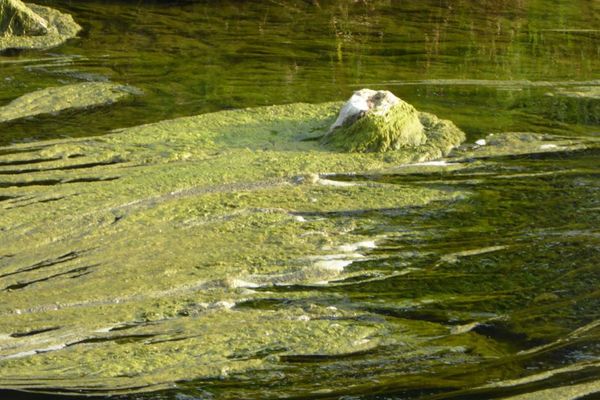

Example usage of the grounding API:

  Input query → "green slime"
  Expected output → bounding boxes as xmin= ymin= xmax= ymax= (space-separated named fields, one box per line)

xmin=0 ymin=102 xmax=468 ymax=394
xmin=0 ymin=102 xmax=598 ymax=398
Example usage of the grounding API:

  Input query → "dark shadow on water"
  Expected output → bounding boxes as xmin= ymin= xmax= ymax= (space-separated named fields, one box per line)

xmin=0 ymin=390 xmax=106 ymax=400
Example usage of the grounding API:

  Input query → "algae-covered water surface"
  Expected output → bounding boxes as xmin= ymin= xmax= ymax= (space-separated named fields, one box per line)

xmin=0 ymin=1 xmax=599 ymax=399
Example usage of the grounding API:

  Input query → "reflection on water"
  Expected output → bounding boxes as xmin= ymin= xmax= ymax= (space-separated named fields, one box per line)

xmin=0 ymin=0 xmax=598 ymax=144
xmin=0 ymin=1 xmax=599 ymax=399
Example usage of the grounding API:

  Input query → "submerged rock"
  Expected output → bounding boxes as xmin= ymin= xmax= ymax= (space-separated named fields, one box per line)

xmin=0 ymin=0 xmax=80 ymax=51
xmin=455 ymin=132 xmax=592 ymax=159
xmin=323 ymin=89 xmax=464 ymax=153
xmin=0 ymin=82 xmax=138 ymax=123
xmin=513 ymin=86 xmax=600 ymax=126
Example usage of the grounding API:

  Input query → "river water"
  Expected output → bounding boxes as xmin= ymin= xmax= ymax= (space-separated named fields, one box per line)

xmin=0 ymin=1 xmax=599 ymax=399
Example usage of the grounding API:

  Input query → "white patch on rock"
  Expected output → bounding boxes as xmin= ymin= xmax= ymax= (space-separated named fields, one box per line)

xmin=212 ymin=301 xmax=236 ymax=309
xmin=229 ymin=279 xmax=260 ymax=289
xmin=3 ymin=344 xmax=67 ymax=360
xmin=475 ymin=139 xmax=487 ymax=146
xmin=353 ymin=338 xmax=371 ymax=346
xmin=329 ymin=89 xmax=401 ymax=132
xmin=308 ymin=253 xmax=364 ymax=261
xmin=450 ymin=321 xmax=481 ymax=335
xmin=540 ymin=144 xmax=559 ymax=150
xmin=308 ymin=252 xmax=365 ymax=272
xmin=316 ymin=178 xmax=357 ymax=187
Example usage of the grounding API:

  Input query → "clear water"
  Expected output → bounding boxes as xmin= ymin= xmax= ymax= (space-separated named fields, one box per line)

xmin=0 ymin=1 xmax=599 ymax=399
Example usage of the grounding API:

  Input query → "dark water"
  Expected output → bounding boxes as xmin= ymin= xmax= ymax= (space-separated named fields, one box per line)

xmin=0 ymin=1 xmax=599 ymax=399
xmin=0 ymin=0 xmax=598 ymax=144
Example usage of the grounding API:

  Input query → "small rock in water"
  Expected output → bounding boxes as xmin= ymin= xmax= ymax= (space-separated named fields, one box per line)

xmin=329 ymin=89 xmax=402 ymax=131
xmin=322 ymin=89 xmax=466 ymax=155
xmin=323 ymin=89 xmax=427 ymax=152
xmin=540 ymin=144 xmax=558 ymax=150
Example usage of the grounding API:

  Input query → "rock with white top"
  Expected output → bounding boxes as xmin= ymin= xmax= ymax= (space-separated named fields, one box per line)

xmin=323 ymin=89 xmax=464 ymax=154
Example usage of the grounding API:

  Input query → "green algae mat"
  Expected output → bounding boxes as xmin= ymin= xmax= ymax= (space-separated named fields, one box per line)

xmin=0 ymin=101 xmax=599 ymax=399
xmin=0 ymin=102 xmax=461 ymax=393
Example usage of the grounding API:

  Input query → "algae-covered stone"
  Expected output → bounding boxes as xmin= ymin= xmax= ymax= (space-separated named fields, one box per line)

xmin=0 ymin=0 xmax=80 ymax=51
xmin=0 ymin=0 xmax=48 ymax=36
xmin=0 ymin=82 xmax=138 ymax=123
xmin=323 ymin=89 xmax=464 ymax=154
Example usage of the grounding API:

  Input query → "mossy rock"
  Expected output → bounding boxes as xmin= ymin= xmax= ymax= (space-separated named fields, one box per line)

xmin=0 ymin=0 xmax=81 ymax=51
xmin=322 ymin=89 xmax=464 ymax=154
xmin=0 ymin=0 xmax=48 ymax=36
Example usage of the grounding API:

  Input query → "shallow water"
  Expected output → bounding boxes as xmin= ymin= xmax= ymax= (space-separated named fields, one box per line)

xmin=0 ymin=1 xmax=599 ymax=399
xmin=0 ymin=0 xmax=598 ymax=143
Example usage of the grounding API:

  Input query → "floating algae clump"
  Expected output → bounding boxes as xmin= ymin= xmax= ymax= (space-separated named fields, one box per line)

xmin=0 ymin=0 xmax=80 ymax=51
xmin=322 ymin=89 xmax=464 ymax=153
xmin=0 ymin=82 xmax=138 ymax=123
